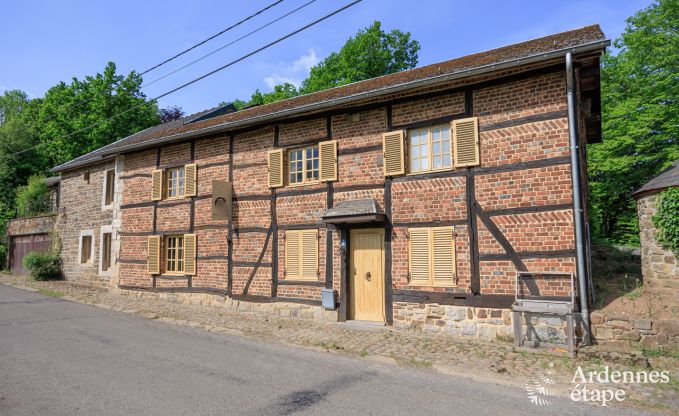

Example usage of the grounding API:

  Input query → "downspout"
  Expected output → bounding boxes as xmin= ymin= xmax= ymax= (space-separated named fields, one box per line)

xmin=566 ymin=52 xmax=590 ymax=345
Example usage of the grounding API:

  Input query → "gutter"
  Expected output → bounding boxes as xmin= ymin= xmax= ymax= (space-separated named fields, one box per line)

xmin=95 ymin=39 xmax=609 ymax=159
xmin=566 ymin=51 xmax=591 ymax=346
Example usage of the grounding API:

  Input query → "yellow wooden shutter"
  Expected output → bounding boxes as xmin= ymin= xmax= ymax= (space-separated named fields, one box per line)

xmin=382 ymin=130 xmax=405 ymax=176
xmin=184 ymin=164 xmax=197 ymax=197
xmin=147 ymin=235 xmax=161 ymax=274
xmin=408 ymin=228 xmax=431 ymax=284
xmin=285 ymin=230 xmax=301 ymax=278
xmin=301 ymin=230 xmax=318 ymax=279
xmin=319 ymin=140 xmax=338 ymax=182
xmin=151 ymin=170 xmax=163 ymax=201
xmin=432 ymin=226 xmax=455 ymax=286
xmin=268 ymin=149 xmax=284 ymax=188
xmin=453 ymin=117 xmax=480 ymax=167
xmin=184 ymin=234 xmax=197 ymax=275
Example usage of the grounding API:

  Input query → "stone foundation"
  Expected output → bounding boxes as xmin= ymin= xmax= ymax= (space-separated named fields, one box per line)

xmin=113 ymin=288 xmax=338 ymax=322
xmin=392 ymin=301 xmax=571 ymax=343
xmin=591 ymin=311 xmax=679 ymax=348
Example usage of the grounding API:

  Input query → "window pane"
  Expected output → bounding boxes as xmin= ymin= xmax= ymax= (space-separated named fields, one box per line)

xmin=411 ymin=158 xmax=420 ymax=172
xmin=433 ymin=156 xmax=441 ymax=169
xmin=411 ymin=144 xmax=419 ymax=158
xmin=420 ymin=144 xmax=428 ymax=157
xmin=442 ymin=140 xmax=450 ymax=154
xmin=433 ymin=141 xmax=441 ymax=154
xmin=442 ymin=154 xmax=451 ymax=167
xmin=421 ymin=157 xmax=429 ymax=169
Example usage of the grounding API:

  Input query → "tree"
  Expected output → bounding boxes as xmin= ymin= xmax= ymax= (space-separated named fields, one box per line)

xmin=0 ymin=89 xmax=29 ymax=124
xmin=225 ymin=21 xmax=420 ymax=108
xmin=159 ymin=106 xmax=185 ymax=123
xmin=300 ymin=21 xmax=420 ymax=94
xmin=589 ymin=0 xmax=679 ymax=245
xmin=27 ymin=62 xmax=160 ymax=167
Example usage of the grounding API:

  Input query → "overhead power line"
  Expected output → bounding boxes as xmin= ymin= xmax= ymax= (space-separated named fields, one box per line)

xmin=142 ymin=0 xmax=318 ymax=89
xmin=139 ymin=0 xmax=285 ymax=75
xmin=10 ymin=0 xmax=363 ymax=160
xmin=32 ymin=0 xmax=287 ymax=126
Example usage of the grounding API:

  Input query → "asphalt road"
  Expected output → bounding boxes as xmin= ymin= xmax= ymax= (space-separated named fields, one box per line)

xmin=0 ymin=284 xmax=658 ymax=416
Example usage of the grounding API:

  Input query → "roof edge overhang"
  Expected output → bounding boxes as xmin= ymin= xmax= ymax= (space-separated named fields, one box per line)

xmin=54 ymin=38 xmax=610 ymax=172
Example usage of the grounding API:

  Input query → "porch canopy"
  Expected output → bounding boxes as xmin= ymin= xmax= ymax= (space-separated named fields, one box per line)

xmin=321 ymin=199 xmax=385 ymax=225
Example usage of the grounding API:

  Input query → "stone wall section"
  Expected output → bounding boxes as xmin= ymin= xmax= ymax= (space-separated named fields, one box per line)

xmin=637 ymin=194 xmax=678 ymax=293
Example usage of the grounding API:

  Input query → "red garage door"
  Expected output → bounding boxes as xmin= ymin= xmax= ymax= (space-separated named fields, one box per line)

xmin=10 ymin=234 xmax=52 ymax=276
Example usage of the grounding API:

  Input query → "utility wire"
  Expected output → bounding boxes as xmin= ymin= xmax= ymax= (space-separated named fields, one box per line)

xmin=142 ymin=0 xmax=317 ymax=89
xmin=139 ymin=0 xmax=285 ymax=75
xmin=9 ymin=0 xmax=363 ymax=160
xmin=32 ymin=0 xmax=286 ymax=127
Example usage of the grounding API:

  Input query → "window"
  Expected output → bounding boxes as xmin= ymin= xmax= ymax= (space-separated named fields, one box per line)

xmin=101 ymin=232 xmax=112 ymax=271
xmin=165 ymin=235 xmax=185 ymax=273
xmin=408 ymin=226 xmax=456 ymax=287
xmin=285 ymin=230 xmax=318 ymax=280
xmin=103 ymin=169 xmax=115 ymax=206
xmin=408 ymin=125 xmax=452 ymax=173
xmin=79 ymin=233 xmax=93 ymax=264
xmin=288 ymin=145 xmax=319 ymax=185
xmin=166 ymin=167 xmax=185 ymax=198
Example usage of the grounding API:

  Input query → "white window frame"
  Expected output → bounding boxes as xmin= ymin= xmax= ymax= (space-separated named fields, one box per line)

xmin=408 ymin=124 xmax=453 ymax=174
xmin=102 ymin=168 xmax=115 ymax=210
xmin=98 ymin=225 xmax=115 ymax=276
xmin=78 ymin=229 xmax=95 ymax=267
xmin=288 ymin=145 xmax=320 ymax=186
xmin=166 ymin=167 xmax=185 ymax=199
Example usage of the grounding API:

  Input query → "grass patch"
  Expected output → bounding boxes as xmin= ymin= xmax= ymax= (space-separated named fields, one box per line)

xmin=495 ymin=334 xmax=513 ymax=343
xmin=37 ymin=288 xmax=64 ymax=298
xmin=359 ymin=350 xmax=369 ymax=358
xmin=402 ymin=357 xmax=433 ymax=368
xmin=641 ymin=347 xmax=679 ymax=360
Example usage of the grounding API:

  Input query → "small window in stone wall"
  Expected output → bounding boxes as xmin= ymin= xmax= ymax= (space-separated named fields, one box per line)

xmin=104 ymin=170 xmax=115 ymax=206
xmin=102 ymin=233 xmax=112 ymax=271
xmin=80 ymin=235 xmax=92 ymax=263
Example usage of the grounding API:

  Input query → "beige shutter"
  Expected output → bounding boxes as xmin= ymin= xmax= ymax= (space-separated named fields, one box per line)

xmin=285 ymin=230 xmax=301 ymax=278
xmin=382 ymin=130 xmax=405 ymax=176
xmin=184 ymin=234 xmax=197 ymax=275
xmin=268 ymin=149 xmax=284 ymax=188
xmin=301 ymin=230 xmax=318 ymax=279
xmin=432 ymin=226 xmax=455 ymax=286
xmin=408 ymin=228 xmax=431 ymax=284
xmin=151 ymin=170 xmax=163 ymax=201
xmin=147 ymin=235 xmax=161 ymax=274
xmin=319 ymin=140 xmax=338 ymax=182
xmin=453 ymin=117 xmax=480 ymax=167
xmin=184 ymin=164 xmax=197 ymax=197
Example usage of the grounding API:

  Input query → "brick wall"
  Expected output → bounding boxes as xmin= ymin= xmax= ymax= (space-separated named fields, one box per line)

xmin=100 ymin=63 xmax=583 ymax=321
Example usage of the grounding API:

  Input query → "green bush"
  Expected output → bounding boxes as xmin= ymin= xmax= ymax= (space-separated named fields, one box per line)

xmin=22 ymin=251 xmax=61 ymax=281
xmin=15 ymin=175 xmax=51 ymax=217
xmin=653 ymin=187 xmax=679 ymax=256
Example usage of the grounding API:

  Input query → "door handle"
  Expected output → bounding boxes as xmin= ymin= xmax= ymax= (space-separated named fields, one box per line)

xmin=365 ymin=272 xmax=371 ymax=281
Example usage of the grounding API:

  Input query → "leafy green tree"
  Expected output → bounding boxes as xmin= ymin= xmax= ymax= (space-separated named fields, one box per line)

xmin=26 ymin=62 xmax=160 ymax=166
xmin=0 ymin=89 xmax=29 ymax=124
xmin=15 ymin=175 xmax=51 ymax=217
xmin=589 ymin=0 xmax=679 ymax=245
xmin=225 ymin=21 xmax=420 ymax=108
xmin=301 ymin=21 xmax=420 ymax=94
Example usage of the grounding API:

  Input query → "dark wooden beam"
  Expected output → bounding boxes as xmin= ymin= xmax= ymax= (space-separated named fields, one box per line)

xmin=227 ymin=135 xmax=234 ymax=297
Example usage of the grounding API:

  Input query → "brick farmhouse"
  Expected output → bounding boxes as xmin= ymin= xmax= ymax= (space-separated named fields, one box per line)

xmin=47 ymin=25 xmax=609 ymax=340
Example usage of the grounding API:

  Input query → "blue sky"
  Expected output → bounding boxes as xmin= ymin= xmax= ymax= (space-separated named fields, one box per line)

xmin=1 ymin=0 xmax=651 ymax=115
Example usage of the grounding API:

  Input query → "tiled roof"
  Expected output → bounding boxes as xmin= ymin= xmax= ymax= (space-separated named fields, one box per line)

xmin=52 ymin=24 xmax=606 ymax=172
xmin=633 ymin=159 xmax=679 ymax=197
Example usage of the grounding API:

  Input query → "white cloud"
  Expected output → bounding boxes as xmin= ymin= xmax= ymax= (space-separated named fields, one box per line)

xmin=262 ymin=49 xmax=320 ymax=90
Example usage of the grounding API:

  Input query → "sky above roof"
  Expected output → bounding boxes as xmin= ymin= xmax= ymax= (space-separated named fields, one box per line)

xmin=1 ymin=0 xmax=650 ymax=115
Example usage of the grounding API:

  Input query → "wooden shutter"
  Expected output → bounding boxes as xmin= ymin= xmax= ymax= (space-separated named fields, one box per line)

xmin=147 ymin=235 xmax=160 ymax=274
xmin=453 ymin=117 xmax=480 ymax=167
xmin=183 ymin=234 xmax=197 ymax=275
xmin=268 ymin=149 xmax=284 ymax=188
xmin=301 ymin=230 xmax=318 ymax=279
xmin=285 ymin=231 xmax=301 ymax=278
xmin=408 ymin=228 xmax=431 ymax=284
xmin=432 ymin=226 xmax=455 ymax=286
xmin=319 ymin=140 xmax=338 ymax=182
xmin=184 ymin=164 xmax=197 ymax=197
xmin=151 ymin=170 xmax=163 ymax=201
xmin=382 ymin=131 xmax=405 ymax=176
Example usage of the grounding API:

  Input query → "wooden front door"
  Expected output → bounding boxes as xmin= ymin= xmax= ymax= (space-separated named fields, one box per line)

xmin=10 ymin=234 xmax=51 ymax=276
xmin=349 ymin=228 xmax=385 ymax=322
